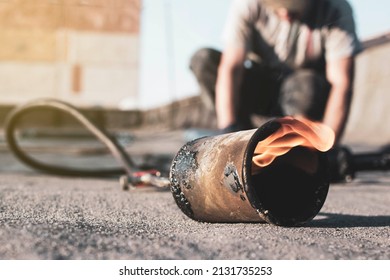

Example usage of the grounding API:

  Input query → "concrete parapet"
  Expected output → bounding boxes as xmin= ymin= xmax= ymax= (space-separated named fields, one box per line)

xmin=0 ymin=96 xmax=215 ymax=132
xmin=343 ymin=33 xmax=390 ymax=146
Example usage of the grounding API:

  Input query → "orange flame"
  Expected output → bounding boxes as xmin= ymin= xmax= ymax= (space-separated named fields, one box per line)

xmin=252 ymin=116 xmax=335 ymax=173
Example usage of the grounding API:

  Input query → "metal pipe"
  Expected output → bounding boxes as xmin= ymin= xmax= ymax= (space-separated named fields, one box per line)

xmin=354 ymin=152 xmax=390 ymax=171
xmin=170 ymin=119 xmax=329 ymax=227
xmin=328 ymin=145 xmax=390 ymax=182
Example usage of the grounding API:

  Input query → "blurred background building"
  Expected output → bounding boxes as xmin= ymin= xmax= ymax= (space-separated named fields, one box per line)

xmin=0 ymin=0 xmax=389 ymax=144
xmin=0 ymin=0 xmax=141 ymax=109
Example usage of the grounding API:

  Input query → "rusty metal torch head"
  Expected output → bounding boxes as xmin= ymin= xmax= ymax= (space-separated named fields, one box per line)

xmin=170 ymin=118 xmax=330 ymax=227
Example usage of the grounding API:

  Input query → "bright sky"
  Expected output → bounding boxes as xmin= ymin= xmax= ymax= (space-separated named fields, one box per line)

xmin=138 ymin=0 xmax=390 ymax=109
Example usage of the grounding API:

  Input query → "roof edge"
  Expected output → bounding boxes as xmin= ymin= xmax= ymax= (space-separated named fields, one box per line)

xmin=362 ymin=31 xmax=390 ymax=49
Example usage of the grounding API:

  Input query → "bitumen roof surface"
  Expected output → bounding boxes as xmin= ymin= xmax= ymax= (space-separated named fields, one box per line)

xmin=0 ymin=129 xmax=389 ymax=260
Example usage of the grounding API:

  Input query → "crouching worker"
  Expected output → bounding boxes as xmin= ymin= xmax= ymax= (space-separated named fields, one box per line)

xmin=190 ymin=0 xmax=361 ymax=144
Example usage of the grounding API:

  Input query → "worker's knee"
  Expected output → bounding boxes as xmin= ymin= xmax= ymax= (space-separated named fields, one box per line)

xmin=279 ymin=70 xmax=330 ymax=120
xmin=190 ymin=48 xmax=221 ymax=79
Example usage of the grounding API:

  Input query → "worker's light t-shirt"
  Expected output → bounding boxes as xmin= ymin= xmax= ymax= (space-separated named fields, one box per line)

xmin=223 ymin=0 xmax=362 ymax=72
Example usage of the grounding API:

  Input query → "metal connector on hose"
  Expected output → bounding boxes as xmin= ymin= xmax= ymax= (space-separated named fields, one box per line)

xmin=120 ymin=170 xmax=171 ymax=190
xmin=169 ymin=119 xmax=330 ymax=227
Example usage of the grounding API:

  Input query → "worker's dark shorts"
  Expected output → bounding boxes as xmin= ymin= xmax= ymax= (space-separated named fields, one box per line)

xmin=190 ymin=48 xmax=331 ymax=127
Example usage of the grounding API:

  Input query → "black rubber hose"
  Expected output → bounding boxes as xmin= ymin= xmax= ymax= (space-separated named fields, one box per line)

xmin=4 ymin=98 xmax=138 ymax=177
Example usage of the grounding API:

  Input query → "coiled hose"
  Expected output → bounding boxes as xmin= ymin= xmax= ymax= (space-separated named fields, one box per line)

xmin=4 ymin=98 xmax=170 ymax=188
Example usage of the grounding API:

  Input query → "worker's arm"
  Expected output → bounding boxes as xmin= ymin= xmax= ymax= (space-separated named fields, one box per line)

xmin=323 ymin=56 xmax=355 ymax=144
xmin=215 ymin=46 xmax=246 ymax=129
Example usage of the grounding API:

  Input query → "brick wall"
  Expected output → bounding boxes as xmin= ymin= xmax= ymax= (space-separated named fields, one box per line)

xmin=0 ymin=0 xmax=141 ymax=108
